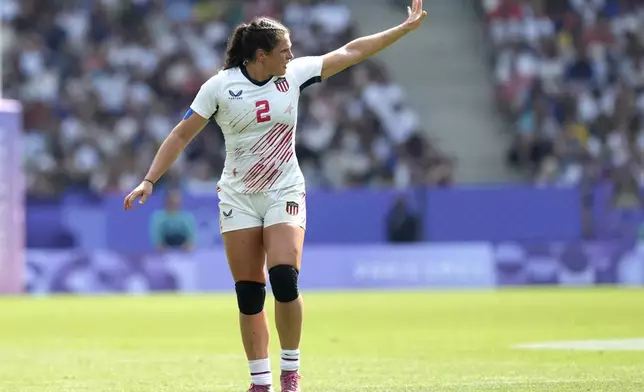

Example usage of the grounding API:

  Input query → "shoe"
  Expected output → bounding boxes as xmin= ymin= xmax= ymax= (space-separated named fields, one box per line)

xmin=280 ymin=371 xmax=301 ymax=392
xmin=247 ymin=384 xmax=274 ymax=392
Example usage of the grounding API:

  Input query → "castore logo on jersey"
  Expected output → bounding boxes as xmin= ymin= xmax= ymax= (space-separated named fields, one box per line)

xmin=228 ymin=90 xmax=243 ymax=100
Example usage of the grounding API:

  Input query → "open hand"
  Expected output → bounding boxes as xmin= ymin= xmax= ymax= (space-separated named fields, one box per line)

xmin=123 ymin=180 xmax=154 ymax=211
xmin=402 ymin=0 xmax=428 ymax=31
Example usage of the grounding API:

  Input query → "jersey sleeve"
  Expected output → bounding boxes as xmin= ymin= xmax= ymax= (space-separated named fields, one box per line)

xmin=189 ymin=76 xmax=220 ymax=120
xmin=288 ymin=56 xmax=323 ymax=92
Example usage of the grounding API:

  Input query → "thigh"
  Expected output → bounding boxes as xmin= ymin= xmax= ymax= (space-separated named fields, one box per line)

xmin=263 ymin=223 xmax=305 ymax=270
xmin=222 ymin=227 xmax=267 ymax=283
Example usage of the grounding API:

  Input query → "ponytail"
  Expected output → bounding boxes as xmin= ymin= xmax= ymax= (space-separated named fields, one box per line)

xmin=223 ymin=24 xmax=248 ymax=70
xmin=222 ymin=18 xmax=289 ymax=70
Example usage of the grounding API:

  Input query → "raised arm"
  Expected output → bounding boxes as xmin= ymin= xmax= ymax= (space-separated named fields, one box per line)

xmin=321 ymin=0 xmax=427 ymax=80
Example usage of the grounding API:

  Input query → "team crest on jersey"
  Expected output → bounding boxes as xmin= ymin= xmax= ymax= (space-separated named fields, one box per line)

xmin=274 ymin=77 xmax=290 ymax=93
xmin=229 ymin=90 xmax=243 ymax=99
xmin=286 ymin=201 xmax=299 ymax=216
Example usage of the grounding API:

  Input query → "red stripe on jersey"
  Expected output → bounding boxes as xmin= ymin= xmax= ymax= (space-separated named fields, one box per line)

xmin=267 ymin=124 xmax=290 ymax=148
xmin=251 ymin=168 xmax=280 ymax=193
xmin=277 ymin=135 xmax=294 ymax=162
xmin=248 ymin=128 xmax=294 ymax=192
xmin=247 ymin=162 xmax=276 ymax=191
xmin=242 ymin=158 xmax=267 ymax=184
xmin=263 ymin=124 xmax=289 ymax=153
xmin=250 ymin=123 xmax=286 ymax=153
xmin=272 ymin=130 xmax=293 ymax=161
xmin=249 ymin=123 xmax=279 ymax=152
xmin=243 ymin=123 xmax=296 ymax=193
xmin=266 ymin=171 xmax=283 ymax=189
xmin=242 ymin=156 xmax=267 ymax=180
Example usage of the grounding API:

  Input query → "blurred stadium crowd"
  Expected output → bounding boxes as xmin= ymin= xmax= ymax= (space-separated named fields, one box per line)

xmin=1 ymin=0 xmax=452 ymax=196
xmin=483 ymin=0 xmax=644 ymax=201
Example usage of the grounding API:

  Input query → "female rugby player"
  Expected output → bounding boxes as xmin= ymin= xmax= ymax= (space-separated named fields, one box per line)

xmin=124 ymin=1 xmax=427 ymax=390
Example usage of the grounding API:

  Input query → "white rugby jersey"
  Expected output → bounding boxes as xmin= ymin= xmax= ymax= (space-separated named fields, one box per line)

xmin=189 ymin=56 xmax=323 ymax=194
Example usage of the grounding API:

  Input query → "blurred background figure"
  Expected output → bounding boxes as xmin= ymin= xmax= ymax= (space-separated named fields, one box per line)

xmin=386 ymin=195 xmax=421 ymax=243
xmin=150 ymin=190 xmax=196 ymax=252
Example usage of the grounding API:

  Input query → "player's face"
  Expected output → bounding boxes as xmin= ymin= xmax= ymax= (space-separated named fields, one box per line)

xmin=265 ymin=33 xmax=293 ymax=76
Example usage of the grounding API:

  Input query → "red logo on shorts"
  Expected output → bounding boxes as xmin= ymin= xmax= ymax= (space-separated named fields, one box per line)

xmin=286 ymin=201 xmax=299 ymax=216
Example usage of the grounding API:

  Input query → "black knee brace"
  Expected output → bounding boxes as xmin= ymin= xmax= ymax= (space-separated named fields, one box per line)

xmin=269 ymin=265 xmax=300 ymax=303
xmin=235 ymin=281 xmax=266 ymax=315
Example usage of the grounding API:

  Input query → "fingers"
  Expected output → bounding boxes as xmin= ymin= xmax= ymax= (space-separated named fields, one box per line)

xmin=124 ymin=193 xmax=134 ymax=211
xmin=123 ymin=193 xmax=131 ymax=210
xmin=139 ymin=192 xmax=149 ymax=205
xmin=406 ymin=0 xmax=427 ymax=26
xmin=412 ymin=0 xmax=420 ymax=14
xmin=123 ymin=185 xmax=153 ymax=211
xmin=124 ymin=191 xmax=141 ymax=211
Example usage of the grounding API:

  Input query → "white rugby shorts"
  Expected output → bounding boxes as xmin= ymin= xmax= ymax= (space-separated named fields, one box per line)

xmin=217 ymin=182 xmax=307 ymax=234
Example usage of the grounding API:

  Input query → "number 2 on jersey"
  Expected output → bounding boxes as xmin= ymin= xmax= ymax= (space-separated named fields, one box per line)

xmin=256 ymin=100 xmax=271 ymax=123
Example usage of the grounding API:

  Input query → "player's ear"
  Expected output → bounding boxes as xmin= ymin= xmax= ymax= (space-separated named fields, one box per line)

xmin=256 ymin=49 xmax=267 ymax=63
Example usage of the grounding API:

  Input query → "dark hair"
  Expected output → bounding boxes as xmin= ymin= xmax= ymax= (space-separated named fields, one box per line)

xmin=223 ymin=17 xmax=289 ymax=70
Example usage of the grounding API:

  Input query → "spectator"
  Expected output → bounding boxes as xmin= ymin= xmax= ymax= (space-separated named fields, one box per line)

xmin=483 ymin=0 xmax=644 ymax=191
xmin=386 ymin=195 xmax=421 ymax=243
xmin=150 ymin=190 xmax=196 ymax=252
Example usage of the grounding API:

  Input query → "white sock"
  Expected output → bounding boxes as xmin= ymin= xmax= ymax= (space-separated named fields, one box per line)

xmin=249 ymin=358 xmax=272 ymax=386
xmin=280 ymin=349 xmax=300 ymax=372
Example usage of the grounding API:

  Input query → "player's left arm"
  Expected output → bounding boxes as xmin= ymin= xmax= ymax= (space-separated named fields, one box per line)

xmin=320 ymin=0 xmax=427 ymax=80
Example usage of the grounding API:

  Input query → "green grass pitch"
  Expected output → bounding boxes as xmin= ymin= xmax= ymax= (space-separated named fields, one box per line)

xmin=0 ymin=288 xmax=643 ymax=391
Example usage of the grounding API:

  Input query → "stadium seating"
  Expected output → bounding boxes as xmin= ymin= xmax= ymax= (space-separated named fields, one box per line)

xmin=481 ymin=0 xmax=644 ymax=192
xmin=2 ymin=0 xmax=451 ymax=196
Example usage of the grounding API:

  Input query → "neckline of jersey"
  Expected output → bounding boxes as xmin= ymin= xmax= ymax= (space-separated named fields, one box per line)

xmin=240 ymin=65 xmax=273 ymax=87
